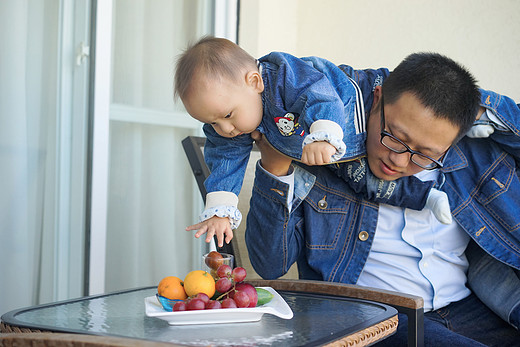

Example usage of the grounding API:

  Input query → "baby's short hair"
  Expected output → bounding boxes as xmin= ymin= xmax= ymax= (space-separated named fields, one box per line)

xmin=174 ymin=36 xmax=257 ymax=100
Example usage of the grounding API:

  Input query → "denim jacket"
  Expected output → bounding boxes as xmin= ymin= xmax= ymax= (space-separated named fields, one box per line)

xmin=245 ymin=70 xmax=520 ymax=320
xmin=201 ymin=53 xmax=383 ymax=225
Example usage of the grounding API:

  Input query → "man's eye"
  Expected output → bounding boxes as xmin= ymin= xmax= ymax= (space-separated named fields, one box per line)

xmin=225 ymin=113 xmax=231 ymax=118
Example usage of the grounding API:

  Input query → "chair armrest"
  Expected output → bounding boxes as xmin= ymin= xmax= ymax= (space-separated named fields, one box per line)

xmin=248 ymin=279 xmax=424 ymax=347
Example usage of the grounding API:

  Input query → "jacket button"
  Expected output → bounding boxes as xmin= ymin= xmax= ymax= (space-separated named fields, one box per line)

xmin=318 ymin=199 xmax=328 ymax=209
xmin=358 ymin=231 xmax=369 ymax=241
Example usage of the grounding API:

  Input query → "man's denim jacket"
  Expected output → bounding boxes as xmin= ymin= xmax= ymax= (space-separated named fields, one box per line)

xmin=202 ymin=52 xmax=371 ymax=225
xmin=245 ymin=68 xmax=520 ymax=324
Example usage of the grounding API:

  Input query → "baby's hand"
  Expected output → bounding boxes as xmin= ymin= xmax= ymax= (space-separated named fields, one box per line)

xmin=301 ymin=141 xmax=337 ymax=165
xmin=186 ymin=216 xmax=233 ymax=247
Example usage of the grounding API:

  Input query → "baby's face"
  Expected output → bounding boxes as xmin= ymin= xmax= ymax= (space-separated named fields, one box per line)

xmin=183 ymin=71 xmax=264 ymax=138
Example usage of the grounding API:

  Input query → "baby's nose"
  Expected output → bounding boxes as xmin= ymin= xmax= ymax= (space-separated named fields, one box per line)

xmin=221 ymin=122 xmax=234 ymax=133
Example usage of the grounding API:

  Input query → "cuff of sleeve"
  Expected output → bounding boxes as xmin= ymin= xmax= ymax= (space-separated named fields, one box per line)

xmin=205 ymin=191 xmax=239 ymax=209
xmin=309 ymin=119 xmax=344 ymax=139
xmin=255 ymin=160 xmax=292 ymax=206
xmin=303 ymin=133 xmax=347 ymax=162
xmin=199 ymin=205 xmax=242 ymax=229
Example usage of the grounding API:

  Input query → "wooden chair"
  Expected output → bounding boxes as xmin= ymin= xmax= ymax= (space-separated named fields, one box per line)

xmin=182 ymin=135 xmax=424 ymax=347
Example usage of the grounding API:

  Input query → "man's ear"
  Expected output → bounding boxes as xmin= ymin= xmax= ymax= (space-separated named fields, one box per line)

xmin=245 ymin=70 xmax=264 ymax=93
xmin=372 ymin=86 xmax=382 ymax=110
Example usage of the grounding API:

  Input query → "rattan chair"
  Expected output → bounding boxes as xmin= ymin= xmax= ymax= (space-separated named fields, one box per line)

xmin=182 ymin=135 xmax=425 ymax=347
xmin=0 ymin=332 xmax=176 ymax=347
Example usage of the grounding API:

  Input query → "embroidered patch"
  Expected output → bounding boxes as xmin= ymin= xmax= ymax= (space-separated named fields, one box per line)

xmin=373 ymin=75 xmax=384 ymax=90
xmin=274 ymin=113 xmax=305 ymax=136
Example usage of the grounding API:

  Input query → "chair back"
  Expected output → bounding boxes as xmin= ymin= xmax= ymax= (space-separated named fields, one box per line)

xmin=182 ymin=136 xmax=298 ymax=279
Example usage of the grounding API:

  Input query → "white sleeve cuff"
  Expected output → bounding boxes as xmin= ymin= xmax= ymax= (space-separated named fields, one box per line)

xmin=303 ymin=119 xmax=347 ymax=162
xmin=309 ymin=119 xmax=344 ymax=139
xmin=205 ymin=191 xmax=239 ymax=209
xmin=201 ymin=192 xmax=242 ymax=229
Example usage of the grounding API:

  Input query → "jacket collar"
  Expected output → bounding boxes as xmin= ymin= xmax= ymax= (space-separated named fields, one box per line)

xmin=440 ymin=144 xmax=469 ymax=173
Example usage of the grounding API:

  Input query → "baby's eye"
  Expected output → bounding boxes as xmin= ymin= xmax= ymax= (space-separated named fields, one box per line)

xmin=225 ymin=113 xmax=231 ymax=118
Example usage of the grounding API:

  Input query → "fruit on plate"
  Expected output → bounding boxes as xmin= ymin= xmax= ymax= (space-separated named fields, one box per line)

xmin=157 ymin=276 xmax=187 ymax=300
xmin=157 ymin=251 xmax=274 ymax=311
xmin=183 ymin=270 xmax=216 ymax=298
xmin=204 ymin=250 xmax=224 ymax=270
xmin=256 ymin=287 xmax=274 ymax=306
xmin=229 ymin=282 xmax=258 ymax=308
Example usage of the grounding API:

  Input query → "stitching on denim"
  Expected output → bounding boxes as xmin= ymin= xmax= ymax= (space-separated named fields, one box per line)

xmin=450 ymin=152 xmax=508 ymax=215
xmin=479 ymin=159 xmax=520 ymax=231
xmin=468 ymin=200 xmax=520 ymax=253
xmin=305 ymin=210 xmax=346 ymax=250
xmin=441 ymin=145 xmax=468 ymax=172
xmin=329 ymin=204 xmax=359 ymax=281
xmin=471 ymin=157 xmax=520 ymax=232
xmin=475 ymin=226 xmax=486 ymax=237
xmin=282 ymin=205 xmax=288 ymax=272
xmin=313 ymin=181 xmax=378 ymax=208
xmin=338 ymin=205 xmax=368 ymax=282
xmin=490 ymin=92 xmax=520 ymax=136
xmin=479 ymin=157 xmax=513 ymax=204
xmin=443 ymin=180 xmax=520 ymax=261
xmin=490 ymin=177 xmax=505 ymax=189
xmin=434 ymin=307 xmax=452 ymax=330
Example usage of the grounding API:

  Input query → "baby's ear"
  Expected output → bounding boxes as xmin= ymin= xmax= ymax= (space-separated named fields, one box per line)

xmin=246 ymin=70 xmax=264 ymax=93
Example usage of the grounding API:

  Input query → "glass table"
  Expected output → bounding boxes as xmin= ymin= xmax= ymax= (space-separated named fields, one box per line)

xmin=1 ymin=279 xmax=398 ymax=346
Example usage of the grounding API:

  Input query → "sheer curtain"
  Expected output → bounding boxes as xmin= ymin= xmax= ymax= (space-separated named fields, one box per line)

xmin=0 ymin=0 xmax=88 ymax=314
xmin=105 ymin=0 xmax=213 ymax=292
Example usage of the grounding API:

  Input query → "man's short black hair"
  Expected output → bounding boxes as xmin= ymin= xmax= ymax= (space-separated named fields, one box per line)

xmin=383 ymin=52 xmax=480 ymax=143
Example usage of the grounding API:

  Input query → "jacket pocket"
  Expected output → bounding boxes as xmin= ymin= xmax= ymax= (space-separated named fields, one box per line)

xmin=303 ymin=182 xmax=351 ymax=249
xmin=475 ymin=155 xmax=520 ymax=232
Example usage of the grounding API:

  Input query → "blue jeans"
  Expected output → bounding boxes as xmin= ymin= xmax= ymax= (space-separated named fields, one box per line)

xmin=376 ymin=293 xmax=520 ymax=346
xmin=466 ymin=240 xmax=520 ymax=330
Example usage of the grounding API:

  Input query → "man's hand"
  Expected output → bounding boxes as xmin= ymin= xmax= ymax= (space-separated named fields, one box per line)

xmin=186 ymin=216 xmax=233 ymax=247
xmin=301 ymin=141 xmax=336 ymax=165
xmin=251 ymin=130 xmax=292 ymax=176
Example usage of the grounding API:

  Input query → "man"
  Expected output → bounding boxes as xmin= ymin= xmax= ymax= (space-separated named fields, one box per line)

xmin=245 ymin=52 xmax=520 ymax=345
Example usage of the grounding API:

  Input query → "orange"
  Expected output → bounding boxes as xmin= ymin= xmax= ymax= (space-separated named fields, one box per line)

xmin=157 ymin=276 xmax=187 ymax=300
xmin=183 ymin=270 xmax=216 ymax=297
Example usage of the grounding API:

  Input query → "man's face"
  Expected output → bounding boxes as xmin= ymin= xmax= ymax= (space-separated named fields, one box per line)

xmin=183 ymin=70 xmax=264 ymax=138
xmin=366 ymin=87 xmax=460 ymax=180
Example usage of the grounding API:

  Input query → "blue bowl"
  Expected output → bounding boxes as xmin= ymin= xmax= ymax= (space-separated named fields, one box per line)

xmin=156 ymin=293 xmax=183 ymax=311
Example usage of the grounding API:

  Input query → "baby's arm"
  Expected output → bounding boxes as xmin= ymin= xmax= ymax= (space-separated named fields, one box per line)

xmin=186 ymin=216 xmax=233 ymax=248
xmin=336 ymin=158 xmax=452 ymax=224
xmin=187 ymin=191 xmax=242 ymax=247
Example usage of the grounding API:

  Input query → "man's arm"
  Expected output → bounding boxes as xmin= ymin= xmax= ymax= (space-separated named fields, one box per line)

xmin=245 ymin=131 xmax=303 ymax=279
xmin=475 ymin=89 xmax=520 ymax=158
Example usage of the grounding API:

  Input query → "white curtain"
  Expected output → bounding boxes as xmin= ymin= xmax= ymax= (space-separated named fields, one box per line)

xmin=105 ymin=0 xmax=211 ymax=292
xmin=0 ymin=0 xmax=59 ymax=314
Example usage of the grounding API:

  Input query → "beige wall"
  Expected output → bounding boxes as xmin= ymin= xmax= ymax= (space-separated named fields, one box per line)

xmin=239 ymin=0 xmax=520 ymax=100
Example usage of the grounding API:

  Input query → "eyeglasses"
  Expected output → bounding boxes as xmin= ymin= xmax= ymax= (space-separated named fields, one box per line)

xmin=379 ymin=95 xmax=445 ymax=170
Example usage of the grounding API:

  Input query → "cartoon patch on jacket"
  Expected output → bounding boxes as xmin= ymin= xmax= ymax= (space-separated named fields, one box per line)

xmin=274 ymin=113 xmax=305 ymax=137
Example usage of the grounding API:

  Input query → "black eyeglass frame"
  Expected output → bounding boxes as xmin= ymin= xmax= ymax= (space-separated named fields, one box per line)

xmin=379 ymin=95 xmax=445 ymax=170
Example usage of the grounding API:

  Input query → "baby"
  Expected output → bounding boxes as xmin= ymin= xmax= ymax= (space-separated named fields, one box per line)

xmin=174 ymin=36 xmax=451 ymax=247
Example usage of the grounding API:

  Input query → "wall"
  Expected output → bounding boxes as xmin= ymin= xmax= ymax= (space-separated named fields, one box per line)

xmin=239 ymin=0 xmax=520 ymax=100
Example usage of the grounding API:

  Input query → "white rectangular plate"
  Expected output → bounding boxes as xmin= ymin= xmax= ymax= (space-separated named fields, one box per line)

xmin=144 ymin=287 xmax=293 ymax=325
